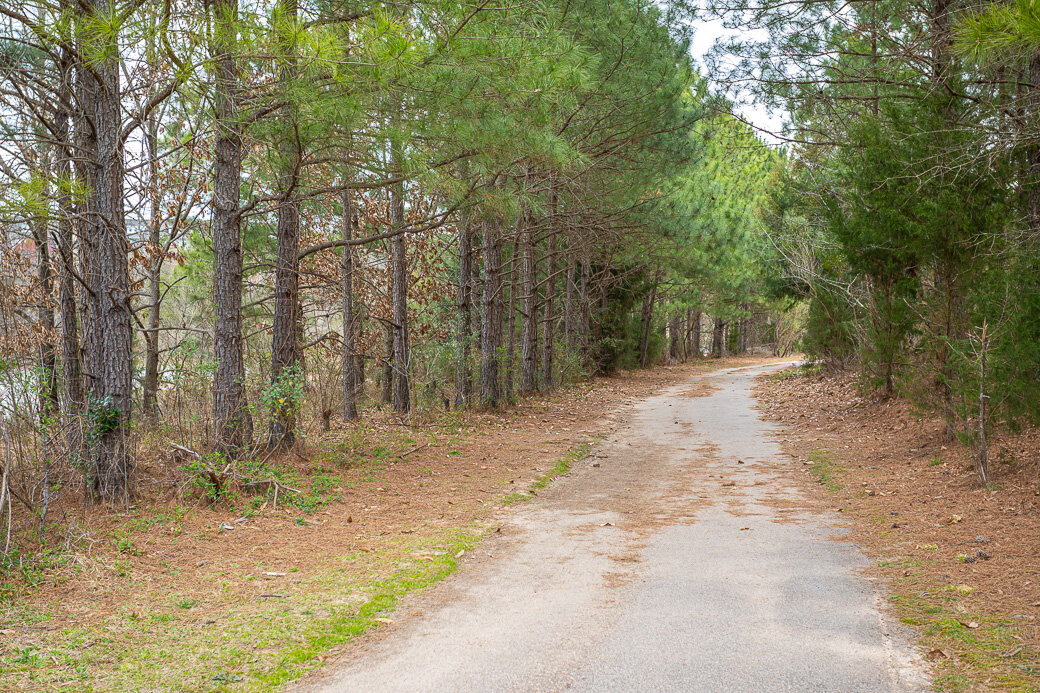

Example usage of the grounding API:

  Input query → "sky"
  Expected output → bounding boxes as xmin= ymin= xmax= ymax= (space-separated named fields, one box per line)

xmin=686 ymin=15 xmax=786 ymax=144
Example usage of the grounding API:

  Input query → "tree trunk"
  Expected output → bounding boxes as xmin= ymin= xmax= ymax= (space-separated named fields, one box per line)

xmin=564 ymin=248 xmax=576 ymax=352
xmin=639 ymin=275 xmax=659 ymax=369
xmin=691 ymin=310 xmax=701 ymax=358
xmin=341 ymin=188 xmax=359 ymax=421
xmin=390 ymin=177 xmax=410 ymax=414
xmin=31 ymin=148 xmax=59 ymax=419
xmin=519 ymin=224 xmax=538 ymax=395
xmin=480 ymin=217 xmax=503 ymax=408
xmin=78 ymin=0 xmax=132 ymax=501
xmin=541 ymin=227 xmax=557 ymax=387
xmin=505 ymin=234 xmax=518 ymax=401
xmin=455 ymin=208 xmax=473 ymax=408
xmin=381 ymin=321 xmax=393 ymax=406
xmin=212 ymin=0 xmax=250 ymax=456
xmin=268 ymin=0 xmax=302 ymax=449
xmin=668 ymin=311 xmax=680 ymax=362
xmin=142 ymin=107 xmax=162 ymax=418
xmin=578 ymin=252 xmax=591 ymax=359
xmin=712 ymin=317 xmax=726 ymax=357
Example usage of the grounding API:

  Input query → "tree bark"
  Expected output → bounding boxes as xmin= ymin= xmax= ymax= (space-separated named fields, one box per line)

xmin=341 ymin=188 xmax=359 ymax=421
xmin=505 ymin=234 xmax=519 ymax=401
xmin=390 ymin=176 xmax=410 ymax=414
xmin=712 ymin=317 xmax=726 ymax=357
xmin=564 ymin=247 xmax=576 ymax=352
xmin=668 ymin=310 xmax=680 ymax=362
xmin=639 ymin=274 xmax=659 ymax=368
xmin=519 ymin=223 xmax=538 ymax=395
xmin=691 ymin=310 xmax=701 ymax=358
xmin=541 ymin=225 xmax=557 ymax=387
xmin=212 ymin=0 xmax=250 ymax=456
xmin=78 ymin=0 xmax=132 ymax=501
xmin=480 ymin=217 xmax=503 ymax=408
xmin=454 ymin=207 xmax=473 ymax=408
xmin=142 ymin=104 xmax=162 ymax=418
xmin=269 ymin=0 xmax=302 ymax=448
xmin=31 ymin=147 xmax=58 ymax=419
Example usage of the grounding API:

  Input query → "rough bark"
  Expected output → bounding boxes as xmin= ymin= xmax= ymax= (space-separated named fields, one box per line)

xmin=691 ymin=310 xmax=702 ymax=358
xmin=78 ymin=0 xmax=132 ymax=501
xmin=142 ymin=108 xmax=161 ymax=418
xmin=519 ymin=224 xmax=538 ymax=395
xmin=578 ymin=252 xmax=591 ymax=359
xmin=505 ymin=234 xmax=518 ymax=401
xmin=454 ymin=209 xmax=473 ymax=408
xmin=638 ymin=278 xmax=658 ymax=369
xmin=381 ymin=319 xmax=393 ymax=406
xmin=269 ymin=0 xmax=302 ymax=448
xmin=480 ymin=217 xmax=503 ymax=408
xmin=564 ymin=248 xmax=576 ymax=352
xmin=712 ymin=317 xmax=726 ymax=357
xmin=212 ymin=0 xmax=250 ymax=456
xmin=31 ymin=147 xmax=58 ymax=419
xmin=390 ymin=177 xmax=410 ymax=414
xmin=341 ymin=188 xmax=359 ymax=421
xmin=541 ymin=228 xmax=557 ymax=387
xmin=667 ymin=311 xmax=680 ymax=362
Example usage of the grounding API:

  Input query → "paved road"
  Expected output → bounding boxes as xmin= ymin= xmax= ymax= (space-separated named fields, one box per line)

xmin=297 ymin=363 xmax=928 ymax=692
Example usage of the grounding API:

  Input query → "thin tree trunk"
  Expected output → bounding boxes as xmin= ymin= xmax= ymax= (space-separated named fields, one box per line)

xmin=212 ymin=0 xmax=250 ymax=456
xmin=541 ymin=228 xmax=557 ymax=387
xmin=142 ymin=107 xmax=162 ymax=418
xmin=269 ymin=0 xmax=302 ymax=448
xmin=480 ymin=217 xmax=503 ymax=408
xmin=712 ymin=317 xmax=726 ymax=357
xmin=639 ymin=275 xmax=659 ymax=369
xmin=505 ymin=234 xmax=519 ymax=401
xmin=519 ymin=223 xmax=538 ymax=395
xmin=578 ymin=252 xmax=591 ymax=358
xmin=390 ymin=176 xmax=410 ymax=414
xmin=668 ymin=310 xmax=680 ymax=362
xmin=564 ymin=248 xmax=576 ymax=352
xmin=341 ymin=188 xmax=359 ymax=421
xmin=31 ymin=148 xmax=58 ymax=418
xmin=455 ymin=209 xmax=473 ymax=408
xmin=692 ymin=311 xmax=702 ymax=357
xmin=381 ymin=321 xmax=393 ymax=406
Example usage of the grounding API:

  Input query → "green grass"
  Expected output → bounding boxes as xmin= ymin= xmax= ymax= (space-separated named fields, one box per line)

xmin=501 ymin=442 xmax=593 ymax=506
xmin=807 ymin=450 xmax=842 ymax=491
xmin=0 ymin=529 xmax=483 ymax=692
xmin=769 ymin=362 xmax=823 ymax=380
xmin=888 ymin=585 xmax=1038 ymax=690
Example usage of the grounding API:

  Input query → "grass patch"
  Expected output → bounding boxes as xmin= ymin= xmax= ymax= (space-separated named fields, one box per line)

xmin=888 ymin=593 xmax=1037 ymax=691
xmin=0 ymin=529 xmax=483 ymax=692
xmin=808 ymin=450 xmax=842 ymax=491
xmin=501 ymin=442 xmax=593 ymax=506
xmin=769 ymin=362 xmax=823 ymax=381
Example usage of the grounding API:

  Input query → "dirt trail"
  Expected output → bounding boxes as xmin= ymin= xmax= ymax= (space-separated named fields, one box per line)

xmin=295 ymin=363 xmax=929 ymax=692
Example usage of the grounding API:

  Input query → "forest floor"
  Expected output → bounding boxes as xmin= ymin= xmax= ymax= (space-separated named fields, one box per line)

xmin=0 ymin=357 xmax=775 ymax=691
xmin=758 ymin=366 xmax=1040 ymax=692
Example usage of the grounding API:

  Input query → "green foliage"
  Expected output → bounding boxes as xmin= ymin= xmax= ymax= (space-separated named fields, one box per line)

xmin=85 ymin=395 xmax=122 ymax=445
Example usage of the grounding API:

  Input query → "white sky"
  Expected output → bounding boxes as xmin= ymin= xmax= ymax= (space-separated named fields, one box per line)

xmin=687 ymin=15 xmax=786 ymax=145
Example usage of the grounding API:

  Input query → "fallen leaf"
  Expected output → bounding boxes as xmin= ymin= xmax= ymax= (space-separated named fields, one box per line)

xmin=263 ymin=572 xmax=286 ymax=577
xmin=454 ymin=550 xmax=465 ymax=558
xmin=373 ymin=618 xmax=394 ymax=625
